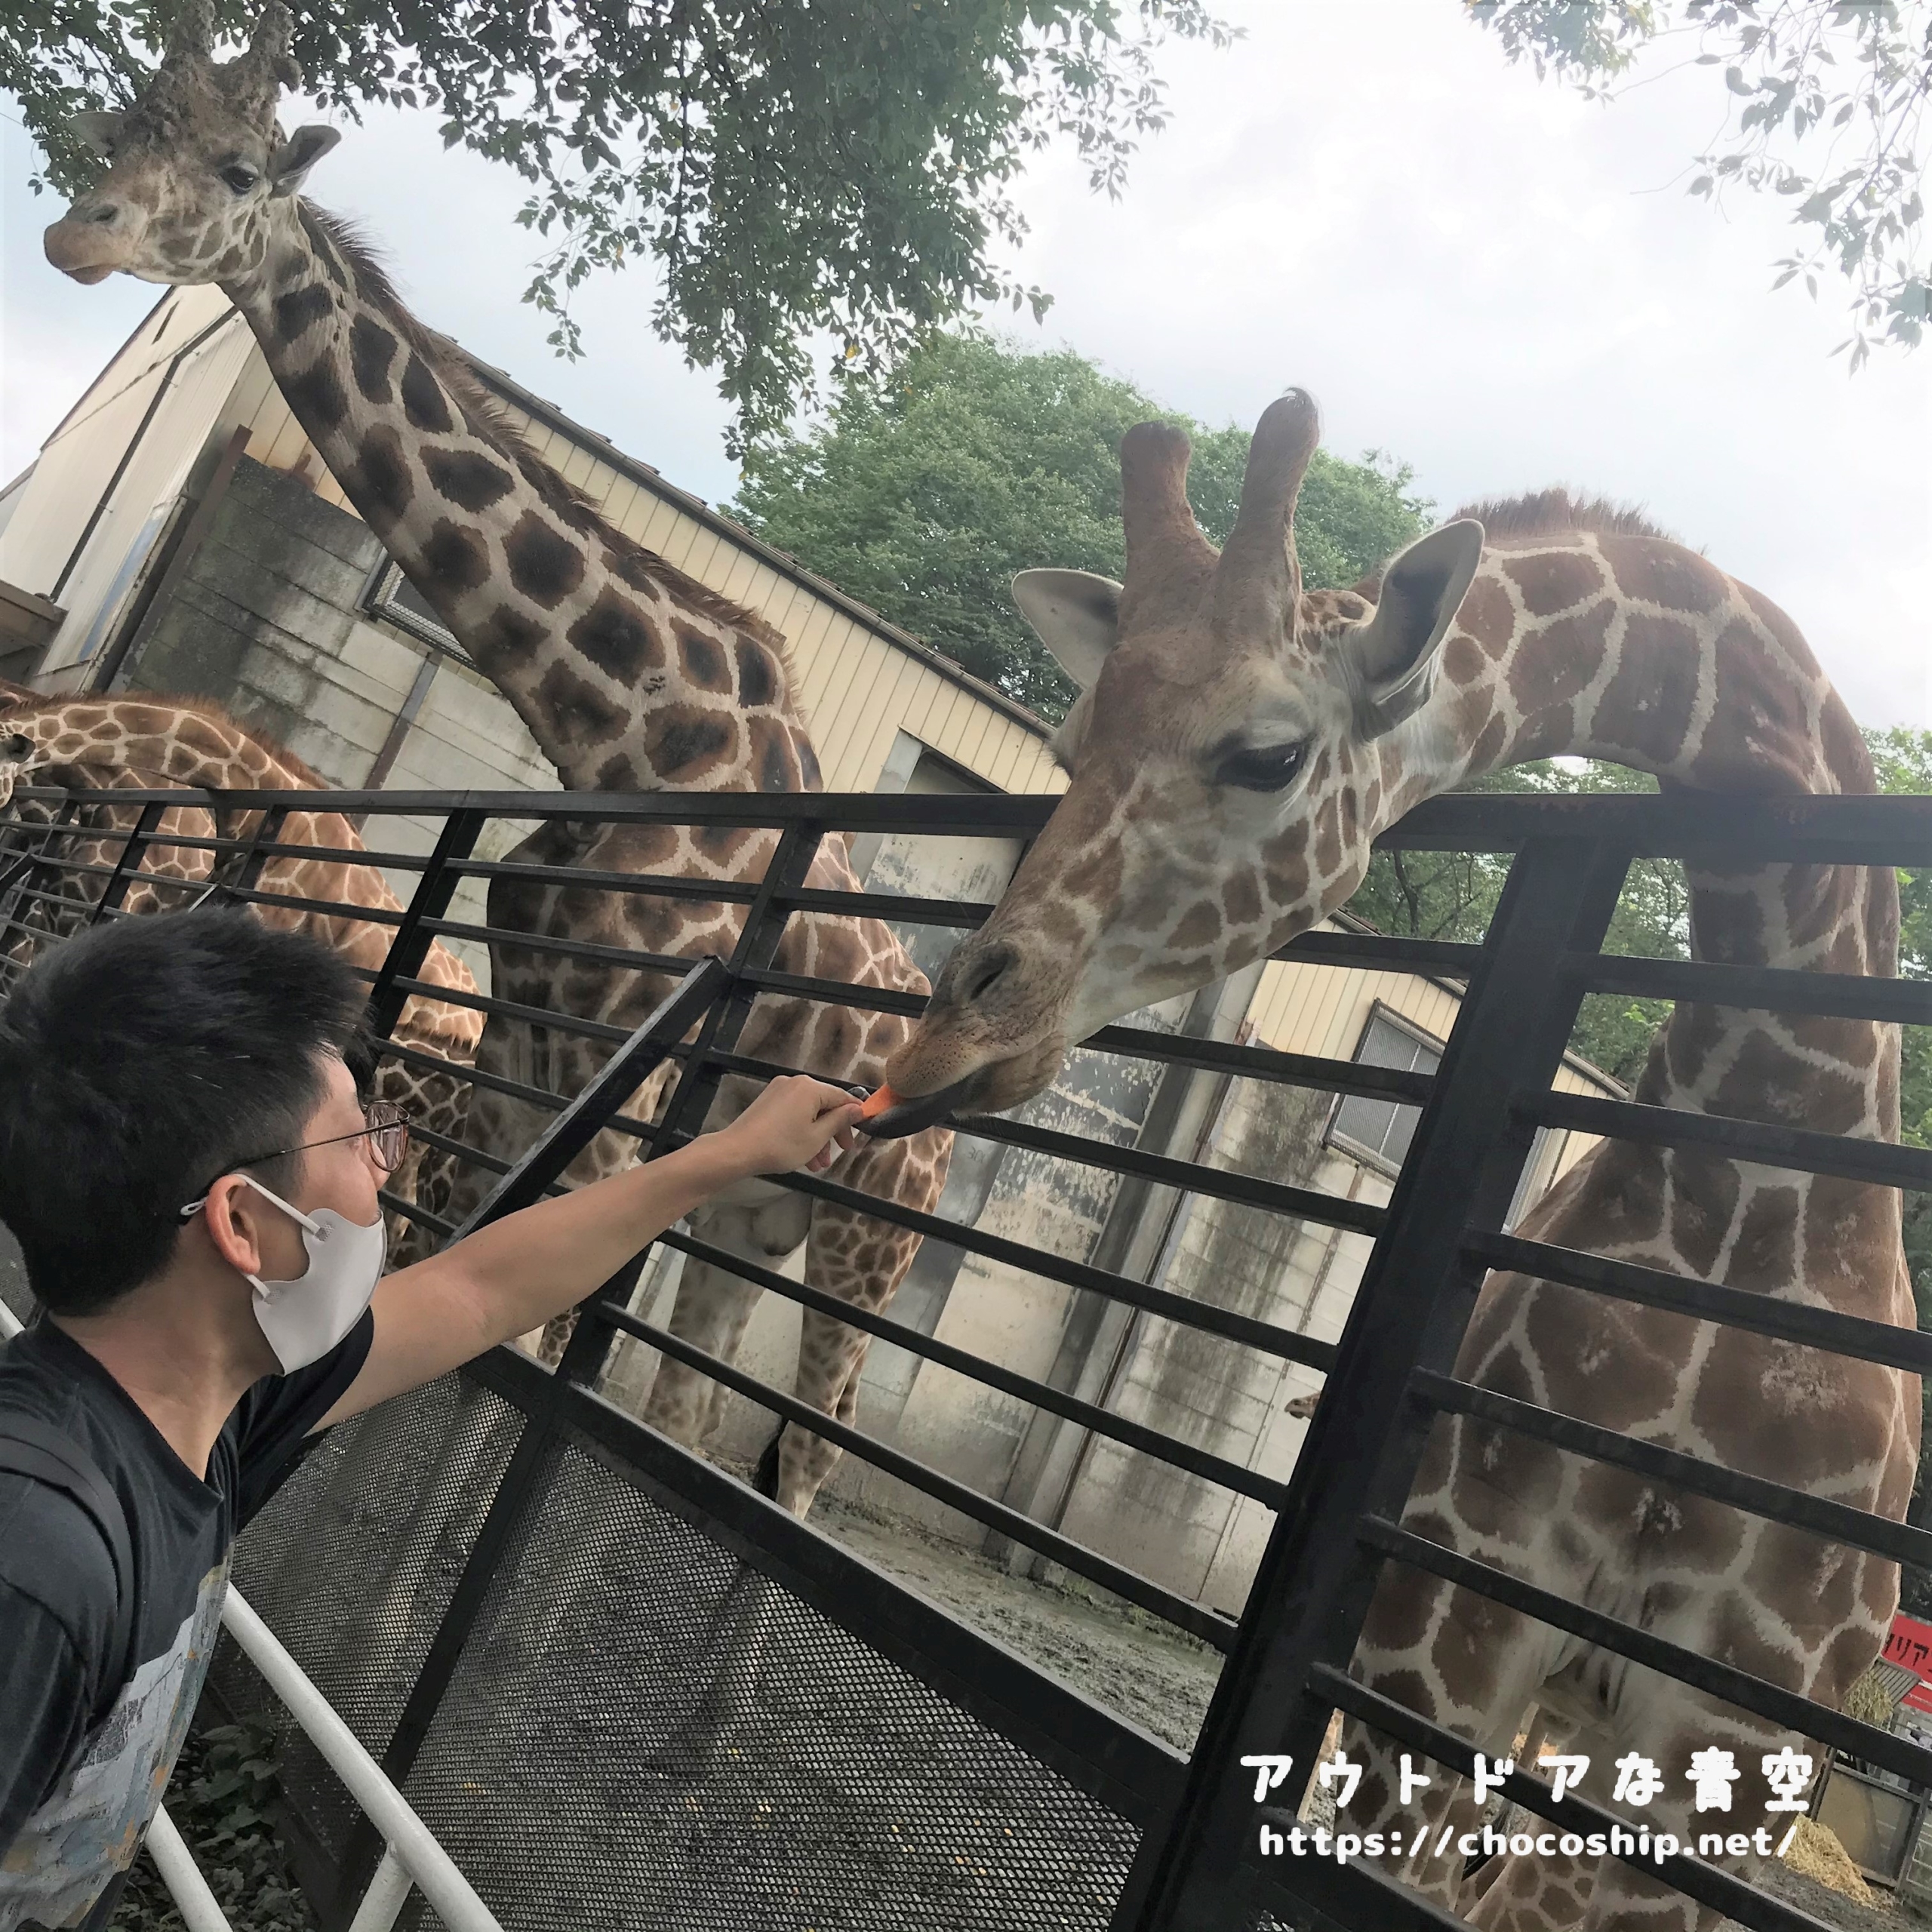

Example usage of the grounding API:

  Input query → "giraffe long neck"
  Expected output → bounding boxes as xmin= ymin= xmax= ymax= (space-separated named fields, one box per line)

xmin=1392 ymin=530 xmax=1900 ymax=1152
xmin=217 ymin=205 xmax=817 ymax=798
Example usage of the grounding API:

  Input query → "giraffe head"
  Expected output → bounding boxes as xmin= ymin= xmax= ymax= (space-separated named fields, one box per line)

xmin=873 ymin=392 xmax=1484 ymax=1132
xmin=42 ymin=1 xmax=338 ymax=288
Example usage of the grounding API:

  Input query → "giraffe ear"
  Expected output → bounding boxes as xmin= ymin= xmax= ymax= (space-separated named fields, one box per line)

xmin=67 ymin=110 xmax=127 ymax=158
xmin=1014 ymin=569 xmax=1121 ymax=694
xmin=268 ymin=124 xmax=340 ymax=197
xmin=1340 ymin=519 xmax=1484 ymax=738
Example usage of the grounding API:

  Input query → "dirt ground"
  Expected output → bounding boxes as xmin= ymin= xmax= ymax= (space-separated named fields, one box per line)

xmin=1716 ymin=1863 xmax=1932 ymax=1932
xmin=789 ymin=1486 xmax=1932 ymax=1932
xmin=801 ymin=1489 xmax=1223 ymax=1755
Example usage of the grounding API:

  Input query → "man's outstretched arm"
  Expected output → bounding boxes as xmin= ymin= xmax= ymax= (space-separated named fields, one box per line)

xmin=312 ymin=1075 xmax=861 ymax=1429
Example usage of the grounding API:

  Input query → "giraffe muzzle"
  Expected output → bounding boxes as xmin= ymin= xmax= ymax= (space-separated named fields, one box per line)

xmin=45 ymin=202 xmax=141 ymax=282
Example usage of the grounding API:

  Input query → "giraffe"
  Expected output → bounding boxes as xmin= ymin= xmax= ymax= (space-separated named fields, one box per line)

xmin=42 ymin=0 xmax=952 ymax=1518
xmin=0 ymin=691 xmax=483 ymax=1249
xmin=872 ymin=392 xmax=1912 ymax=1930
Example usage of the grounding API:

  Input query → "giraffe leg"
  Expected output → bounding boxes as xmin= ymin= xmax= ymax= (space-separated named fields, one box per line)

xmin=758 ymin=1132 xmax=946 ymax=1517
xmin=638 ymin=1192 xmax=811 ymax=1445
xmin=1340 ymin=1561 xmax=1569 ymax=1908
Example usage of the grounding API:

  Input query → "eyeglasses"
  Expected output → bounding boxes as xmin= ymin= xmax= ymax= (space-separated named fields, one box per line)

xmin=177 ymin=1101 xmax=411 ymax=1223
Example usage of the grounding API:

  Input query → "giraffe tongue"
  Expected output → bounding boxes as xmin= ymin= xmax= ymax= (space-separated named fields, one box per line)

xmin=857 ymin=1077 xmax=974 ymax=1138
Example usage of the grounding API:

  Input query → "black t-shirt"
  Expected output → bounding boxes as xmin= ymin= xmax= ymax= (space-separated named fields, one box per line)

xmin=0 ymin=1313 xmax=372 ymax=1930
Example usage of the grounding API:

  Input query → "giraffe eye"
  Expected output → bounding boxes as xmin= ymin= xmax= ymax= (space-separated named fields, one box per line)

xmin=1216 ymin=742 xmax=1309 ymax=792
xmin=221 ymin=164 xmax=260 ymax=194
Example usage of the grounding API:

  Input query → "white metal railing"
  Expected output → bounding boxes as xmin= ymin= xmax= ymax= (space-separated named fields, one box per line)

xmin=0 ymin=1294 xmax=503 ymax=1932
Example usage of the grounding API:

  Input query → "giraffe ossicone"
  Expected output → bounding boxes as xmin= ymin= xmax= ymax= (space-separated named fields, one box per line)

xmin=883 ymin=391 xmax=1912 ymax=1931
xmin=42 ymin=0 xmax=953 ymax=1522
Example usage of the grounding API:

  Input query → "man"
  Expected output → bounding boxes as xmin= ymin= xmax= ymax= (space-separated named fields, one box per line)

xmin=0 ymin=909 xmax=863 ymax=1929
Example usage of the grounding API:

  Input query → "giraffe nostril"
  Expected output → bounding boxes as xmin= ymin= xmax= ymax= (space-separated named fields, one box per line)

xmin=85 ymin=202 xmax=119 ymax=226
xmin=957 ymin=944 xmax=1014 ymax=1007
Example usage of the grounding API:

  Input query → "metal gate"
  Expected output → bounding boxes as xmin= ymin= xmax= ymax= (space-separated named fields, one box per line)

xmin=1 ymin=777 xmax=1927 ymax=1932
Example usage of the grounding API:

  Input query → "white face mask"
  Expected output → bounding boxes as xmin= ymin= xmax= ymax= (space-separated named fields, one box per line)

xmin=229 ymin=1174 xmax=387 ymax=1374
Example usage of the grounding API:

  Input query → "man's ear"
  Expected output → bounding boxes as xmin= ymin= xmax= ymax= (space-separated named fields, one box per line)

xmin=1339 ymin=519 xmax=1484 ymax=737
xmin=269 ymin=125 xmax=341 ymax=198
xmin=195 ymin=1174 xmax=269 ymax=1278
xmin=67 ymin=110 xmax=126 ymax=158
xmin=1014 ymin=569 xmax=1121 ymax=694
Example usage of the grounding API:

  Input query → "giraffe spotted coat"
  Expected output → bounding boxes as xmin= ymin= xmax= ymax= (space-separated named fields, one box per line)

xmin=42 ymin=1 xmax=952 ymax=1518
xmin=881 ymin=395 xmax=1912 ymax=1932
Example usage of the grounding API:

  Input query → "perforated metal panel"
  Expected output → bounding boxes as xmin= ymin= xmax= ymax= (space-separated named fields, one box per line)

xmin=235 ymin=1383 xmax=1140 ymax=1931
xmin=420 ymin=1423 xmax=1139 ymax=1930
xmin=214 ymin=1374 xmax=525 ymax=1861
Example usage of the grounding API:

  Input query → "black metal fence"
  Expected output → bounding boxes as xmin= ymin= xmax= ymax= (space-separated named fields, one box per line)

xmin=2 ymin=777 xmax=1928 ymax=1932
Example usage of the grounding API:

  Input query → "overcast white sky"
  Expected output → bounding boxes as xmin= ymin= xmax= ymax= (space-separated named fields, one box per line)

xmin=4 ymin=0 xmax=1927 ymax=729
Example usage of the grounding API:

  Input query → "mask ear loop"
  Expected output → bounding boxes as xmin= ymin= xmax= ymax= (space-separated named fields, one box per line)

xmin=177 ymin=1173 xmax=324 ymax=1238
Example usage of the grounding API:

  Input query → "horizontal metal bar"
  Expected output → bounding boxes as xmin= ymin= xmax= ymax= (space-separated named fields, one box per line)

xmin=385 ymin=971 xmax=635 ymax=1045
xmin=416 ymin=914 xmax=696 ymax=979
xmin=449 ymin=854 xmax=763 ymax=906
xmin=645 ymin=1226 xmax=1291 ymax=1509
xmin=378 ymin=1038 xmax=574 ymax=1119
xmin=1377 ymin=787 xmax=1932 ymax=863
xmin=1565 ymin=952 xmax=1932 ymax=1026
xmin=1356 ymin=1518 xmax=1932 ymax=1787
xmin=463 ymin=1343 xmax=1189 ymax=1827
xmin=774 ymin=882 xmax=998 ymax=929
xmin=1079 ymin=1021 xmax=1438 ymax=1106
xmin=17 ymin=781 xmax=1063 ymax=833
xmin=743 ymin=968 xmax=1436 ymax=1106
xmin=1528 ymin=1091 xmax=1932 ymax=1192
xmin=395 ymin=1120 xmax=512 ymax=1176
xmin=221 ymin=1589 xmax=504 ymax=1931
xmin=949 ymin=1112 xmax=1387 ymax=1238
xmin=740 ymin=963 xmax=926 ymax=1018
xmin=378 ymin=1191 xmax=458 ymax=1239
xmin=1272 ymin=928 xmax=1487 ymax=976
xmin=1411 ymin=1368 xmax=1932 ymax=1568
xmin=738 ymin=1152 xmax=1339 ymax=1370
xmin=1467 ymin=1231 xmax=1932 ymax=1374
xmin=599 ymin=1298 xmax=1237 ymax=1648
xmin=1306 ymin=1666 xmax=1835 ymax=1932
xmin=224 ymin=884 xmax=405 ymax=928
xmin=700 ymin=1041 xmax=1386 ymax=1238
xmin=17 ymin=782 xmax=1924 ymax=860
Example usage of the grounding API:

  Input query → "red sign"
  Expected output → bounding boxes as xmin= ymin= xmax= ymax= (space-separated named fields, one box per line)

xmin=1884 ymin=1615 xmax=1932 ymax=1715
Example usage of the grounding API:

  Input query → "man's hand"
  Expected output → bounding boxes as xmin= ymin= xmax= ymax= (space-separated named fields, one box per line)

xmin=715 ymin=1075 xmax=865 ymax=1177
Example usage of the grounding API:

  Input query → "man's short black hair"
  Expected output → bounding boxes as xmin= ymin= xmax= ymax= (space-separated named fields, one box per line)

xmin=0 ymin=909 xmax=371 ymax=1315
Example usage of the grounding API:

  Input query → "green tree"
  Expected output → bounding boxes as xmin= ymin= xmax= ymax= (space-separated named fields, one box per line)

xmin=8 ymin=0 xmax=1232 ymax=453
xmin=728 ymin=332 xmax=1432 ymax=719
xmin=1352 ymin=757 xmax=1687 ymax=1084
xmin=1470 ymin=1 xmax=1930 ymax=368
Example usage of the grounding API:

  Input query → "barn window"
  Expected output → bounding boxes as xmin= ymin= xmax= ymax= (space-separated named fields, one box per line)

xmin=1328 ymin=1002 xmax=1561 ymax=1220
xmin=362 ymin=560 xmax=474 ymax=665
xmin=1327 ymin=1005 xmax=1441 ymax=1176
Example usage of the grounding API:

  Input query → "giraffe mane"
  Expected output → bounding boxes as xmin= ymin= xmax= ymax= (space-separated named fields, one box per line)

xmin=305 ymin=208 xmax=801 ymax=703
xmin=1349 ymin=488 xmax=1687 ymax=600
xmin=1447 ymin=488 xmax=1679 ymax=545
